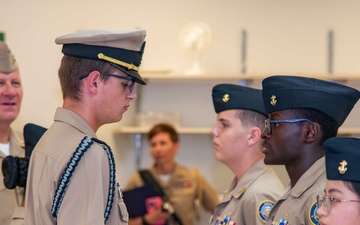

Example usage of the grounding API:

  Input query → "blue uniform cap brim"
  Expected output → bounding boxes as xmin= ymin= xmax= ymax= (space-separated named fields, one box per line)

xmin=62 ymin=43 xmax=146 ymax=85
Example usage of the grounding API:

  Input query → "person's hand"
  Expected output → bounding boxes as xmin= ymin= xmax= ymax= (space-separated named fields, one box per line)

xmin=143 ymin=207 xmax=170 ymax=224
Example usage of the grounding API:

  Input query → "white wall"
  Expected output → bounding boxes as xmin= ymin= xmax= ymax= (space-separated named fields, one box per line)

xmin=1 ymin=0 xmax=360 ymax=223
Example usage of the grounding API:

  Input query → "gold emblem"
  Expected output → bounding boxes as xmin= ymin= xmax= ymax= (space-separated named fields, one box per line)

xmin=11 ymin=54 xmax=16 ymax=65
xmin=270 ymin=95 xmax=277 ymax=106
xmin=222 ymin=94 xmax=230 ymax=103
xmin=237 ymin=186 xmax=246 ymax=195
xmin=338 ymin=160 xmax=348 ymax=174
xmin=98 ymin=53 xmax=139 ymax=71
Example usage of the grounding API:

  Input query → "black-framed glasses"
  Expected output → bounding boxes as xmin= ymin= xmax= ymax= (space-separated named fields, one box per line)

xmin=317 ymin=195 xmax=360 ymax=214
xmin=264 ymin=118 xmax=313 ymax=135
xmin=80 ymin=72 xmax=135 ymax=94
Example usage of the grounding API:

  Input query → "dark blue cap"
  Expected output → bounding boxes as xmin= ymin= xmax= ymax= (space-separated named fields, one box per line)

xmin=262 ymin=75 xmax=360 ymax=126
xmin=212 ymin=84 xmax=267 ymax=116
xmin=324 ymin=137 xmax=360 ymax=182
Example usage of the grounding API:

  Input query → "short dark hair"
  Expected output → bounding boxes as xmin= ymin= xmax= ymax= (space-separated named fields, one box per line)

xmin=148 ymin=123 xmax=179 ymax=143
xmin=344 ymin=180 xmax=360 ymax=199
xmin=58 ymin=56 xmax=115 ymax=101
xmin=292 ymin=108 xmax=339 ymax=144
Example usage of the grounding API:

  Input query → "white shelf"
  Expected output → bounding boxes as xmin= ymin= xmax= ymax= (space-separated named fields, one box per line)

xmin=140 ymin=73 xmax=360 ymax=81
xmin=338 ymin=127 xmax=360 ymax=136
xmin=115 ymin=126 xmax=360 ymax=136
xmin=115 ymin=126 xmax=211 ymax=134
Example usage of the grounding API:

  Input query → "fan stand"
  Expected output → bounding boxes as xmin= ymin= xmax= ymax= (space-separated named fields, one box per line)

xmin=185 ymin=57 xmax=207 ymax=75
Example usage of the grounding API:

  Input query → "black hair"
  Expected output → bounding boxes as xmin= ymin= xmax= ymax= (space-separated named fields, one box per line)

xmin=344 ymin=181 xmax=360 ymax=199
xmin=292 ymin=108 xmax=339 ymax=145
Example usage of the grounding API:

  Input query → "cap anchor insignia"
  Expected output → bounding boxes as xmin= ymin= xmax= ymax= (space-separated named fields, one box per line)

xmin=97 ymin=53 xmax=139 ymax=71
xmin=270 ymin=95 xmax=277 ymax=106
xmin=338 ymin=160 xmax=348 ymax=174
xmin=222 ymin=94 xmax=230 ymax=103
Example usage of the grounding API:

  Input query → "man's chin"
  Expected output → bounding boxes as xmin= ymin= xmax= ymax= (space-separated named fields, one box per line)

xmin=263 ymin=156 xmax=276 ymax=165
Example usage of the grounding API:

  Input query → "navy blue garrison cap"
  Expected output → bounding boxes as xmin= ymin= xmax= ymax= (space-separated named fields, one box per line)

xmin=262 ymin=75 xmax=360 ymax=126
xmin=55 ymin=29 xmax=147 ymax=85
xmin=324 ymin=137 xmax=360 ymax=182
xmin=212 ymin=84 xmax=267 ymax=116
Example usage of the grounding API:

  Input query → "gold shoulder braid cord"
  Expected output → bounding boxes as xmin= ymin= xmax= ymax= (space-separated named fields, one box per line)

xmin=51 ymin=136 xmax=116 ymax=223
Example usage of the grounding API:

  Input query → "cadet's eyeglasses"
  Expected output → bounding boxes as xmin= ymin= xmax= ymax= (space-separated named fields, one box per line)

xmin=79 ymin=72 xmax=135 ymax=94
xmin=317 ymin=195 xmax=360 ymax=214
xmin=264 ymin=118 xmax=313 ymax=135
xmin=101 ymin=73 xmax=135 ymax=94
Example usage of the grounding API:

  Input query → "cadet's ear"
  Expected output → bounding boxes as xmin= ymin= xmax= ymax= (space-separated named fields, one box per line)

xmin=85 ymin=71 xmax=101 ymax=93
xmin=248 ymin=126 xmax=262 ymax=146
xmin=304 ymin=122 xmax=321 ymax=143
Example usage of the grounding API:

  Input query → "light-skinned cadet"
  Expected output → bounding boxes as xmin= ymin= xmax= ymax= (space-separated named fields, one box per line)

xmin=210 ymin=83 xmax=285 ymax=225
xmin=25 ymin=29 xmax=147 ymax=225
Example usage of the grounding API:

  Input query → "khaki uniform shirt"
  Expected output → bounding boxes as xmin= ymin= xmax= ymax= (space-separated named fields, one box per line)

xmin=266 ymin=157 xmax=326 ymax=225
xmin=0 ymin=129 xmax=24 ymax=225
xmin=25 ymin=108 xmax=128 ymax=225
xmin=125 ymin=164 xmax=219 ymax=225
xmin=10 ymin=207 xmax=25 ymax=225
xmin=210 ymin=159 xmax=285 ymax=225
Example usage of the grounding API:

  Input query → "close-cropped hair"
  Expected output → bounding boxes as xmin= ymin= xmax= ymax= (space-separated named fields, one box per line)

xmin=148 ymin=123 xmax=179 ymax=143
xmin=58 ymin=56 xmax=115 ymax=101
xmin=292 ymin=108 xmax=338 ymax=145
xmin=236 ymin=109 xmax=266 ymax=130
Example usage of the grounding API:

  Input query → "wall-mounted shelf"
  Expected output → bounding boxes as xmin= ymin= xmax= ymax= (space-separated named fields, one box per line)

xmin=140 ymin=73 xmax=360 ymax=82
xmin=115 ymin=126 xmax=211 ymax=134
xmin=115 ymin=126 xmax=360 ymax=136
xmin=337 ymin=127 xmax=360 ymax=136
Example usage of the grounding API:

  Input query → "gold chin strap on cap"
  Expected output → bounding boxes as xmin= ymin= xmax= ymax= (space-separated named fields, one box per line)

xmin=97 ymin=53 xmax=139 ymax=71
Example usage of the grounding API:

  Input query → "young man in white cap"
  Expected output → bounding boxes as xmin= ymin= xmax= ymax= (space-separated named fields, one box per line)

xmin=261 ymin=75 xmax=360 ymax=225
xmin=25 ymin=29 xmax=147 ymax=225
xmin=0 ymin=41 xmax=24 ymax=225
xmin=210 ymin=84 xmax=285 ymax=225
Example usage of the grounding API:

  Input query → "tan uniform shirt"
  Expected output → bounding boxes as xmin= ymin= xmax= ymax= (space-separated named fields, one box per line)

xmin=10 ymin=207 xmax=25 ymax=225
xmin=125 ymin=164 xmax=219 ymax=225
xmin=25 ymin=108 xmax=128 ymax=225
xmin=210 ymin=159 xmax=285 ymax=225
xmin=266 ymin=157 xmax=326 ymax=225
xmin=0 ymin=129 xmax=24 ymax=225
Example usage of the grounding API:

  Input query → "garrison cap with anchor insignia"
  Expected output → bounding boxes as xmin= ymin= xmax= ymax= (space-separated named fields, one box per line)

xmin=262 ymin=75 xmax=360 ymax=126
xmin=0 ymin=41 xmax=18 ymax=73
xmin=55 ymin=29 xmax=147 ymax=85
xmin=324 ymin=137 xmax=360 ymax=182
xmin=212 ymin=83 xmax=267 ymax=116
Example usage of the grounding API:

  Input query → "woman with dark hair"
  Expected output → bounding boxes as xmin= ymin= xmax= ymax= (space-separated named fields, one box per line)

xmin=124 ymin=123 xmax=219 ymax=225
xmin=317 ymin=137 xmax=360 ymax=225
